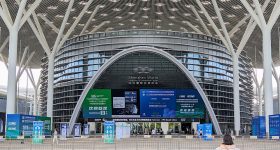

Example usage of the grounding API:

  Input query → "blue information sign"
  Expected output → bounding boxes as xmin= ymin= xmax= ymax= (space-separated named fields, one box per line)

xmin=32 ymin=121 xmax=44 ymax=144
xmin=140 ymin=89 xmax=176 ymax=118
xmin=197 ymin=123 xmax=212 ymax=140
xmin=269 ymin=114 xmax=280 ymax=138
xmin=104 ymin=121 xmax=115 ymax=143
xmin=203 ymin=124 xmax=213 ymax=140
xmin=21 ymin=115 xmax=36 ymax=137
xmin=6 ymin=114 xmax=21 ymax=139
xmin=6 ymin=114 xmax=51 ymax=139
xmin=197 ymin=124 xmax=204 ymax=138
xmin=252 ymin=116 xmax=266 ymax=138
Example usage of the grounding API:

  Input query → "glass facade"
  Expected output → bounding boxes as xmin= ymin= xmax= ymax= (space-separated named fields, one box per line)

xmin=0 ymin=96 xmax=31 ymax=114
xmin=40 ymin=30 xmax=253 ymax=131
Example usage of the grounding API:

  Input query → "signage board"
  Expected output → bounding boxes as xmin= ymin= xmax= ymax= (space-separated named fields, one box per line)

xmin=197 ymin=124 xmax=204 ymax=138
xmin=104 ymin=121 xmax=115 ymax=144
xmin=252 ymin=116 xmax=266 ymax=138
xmin=89 ymin=118 xmax=200 ymax=122
xmin=83 ymin=89 xmax=112 ymax=118
xmin=197 ymin=123 xmax=212 ymax=140
xmin=116 ymin=122 xmax=131 ymax=140
xmin=83 ymin=124 xmax=90 ymax=135
xmin=21 ymin=115 xmax=36 ymax=138
xmin=36 ymin=116 xmax=51 ymax=136
xmin=60 ymin=123 xmax=68 ymax=140
xmin=140 ymin=89 xmax=176 ymax=118
xmin=74 ymin=123 xmax=81 ymax=137
xmin=269 ymin=114 xmax=280 ymax=138
xmin=82 ymin=89 xmax=205 ymax=119
xmin=203 ymin=124 xmax=213 ymax=140
xmin=6 ymin=114 xmax=51 ymax=139
xmin=175 ymin=89 xmax=205 ymax=118
xmin=6 ymin=114 xmax=21 ymax=139
xmin=112 ymin=90 xmax=140 ymax=118
xmin=32 ymin=121 xmax=44 ymax=144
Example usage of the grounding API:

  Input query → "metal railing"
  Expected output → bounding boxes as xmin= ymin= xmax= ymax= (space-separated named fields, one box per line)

xmin=0 ymin=136 xmax=280 ymax=150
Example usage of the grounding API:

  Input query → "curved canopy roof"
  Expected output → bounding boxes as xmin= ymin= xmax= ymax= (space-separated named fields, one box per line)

xmin=0 ymin=0 xmax=280 ymax=68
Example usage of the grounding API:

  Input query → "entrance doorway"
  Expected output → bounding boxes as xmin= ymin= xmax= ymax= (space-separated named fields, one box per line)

xmin=181 ymin=123 xmax=192 ymax=134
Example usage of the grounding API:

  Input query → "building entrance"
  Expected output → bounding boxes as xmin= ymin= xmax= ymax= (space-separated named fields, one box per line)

xmin=91 ymin=121 xmax=199 ymax=135
xmin=81 ymin=51 xmax=211 ymax=134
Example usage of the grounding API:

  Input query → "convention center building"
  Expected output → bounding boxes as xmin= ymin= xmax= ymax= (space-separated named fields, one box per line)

xmin=40 ymin=30 xmax=254 ymax=134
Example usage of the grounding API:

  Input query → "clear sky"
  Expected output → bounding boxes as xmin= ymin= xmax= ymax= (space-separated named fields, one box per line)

xmin=0 ymin=61 xmax=279 ymax=95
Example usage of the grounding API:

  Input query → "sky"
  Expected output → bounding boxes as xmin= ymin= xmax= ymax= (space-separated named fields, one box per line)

xmin=0 ymin=61 xmax=41 ymax=89
xmin=0 ymin=61 xmax=279 ymax=95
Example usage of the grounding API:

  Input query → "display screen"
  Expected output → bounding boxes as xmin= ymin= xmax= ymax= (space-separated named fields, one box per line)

xmin=112 ymin=90 xmax=140 ymax=118
xmin=83 ymin=89 xmax=205 ymax=119
xmin=140 ymin=89 xmax=176 ymax=118
xmin=176 ymin=89 xmax=205 ymax=118
xmin=83 ymin=89 xmax=112 ymax=118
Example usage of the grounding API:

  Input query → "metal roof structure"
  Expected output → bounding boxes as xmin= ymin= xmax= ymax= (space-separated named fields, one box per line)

xmin=0 ymin=0 xmax=279 ymax=68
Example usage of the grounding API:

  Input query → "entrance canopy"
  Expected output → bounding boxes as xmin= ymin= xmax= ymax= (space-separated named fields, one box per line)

xmin=0 ymin=0 xmax=280 ymax=68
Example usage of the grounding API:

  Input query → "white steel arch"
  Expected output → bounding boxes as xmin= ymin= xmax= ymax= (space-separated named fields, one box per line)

xmin=68 ymin=46 xmax=222 ymax=135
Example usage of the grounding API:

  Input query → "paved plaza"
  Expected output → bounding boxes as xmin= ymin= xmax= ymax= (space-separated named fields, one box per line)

xmin=0 ymin=137 xmax=280 ymax=150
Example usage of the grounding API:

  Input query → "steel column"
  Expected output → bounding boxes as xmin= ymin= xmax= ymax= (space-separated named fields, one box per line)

xmin=47 ymin=54 xmax=54 ymax=122
xmin=233 ymin=54 xmax=240 ymax=136
xmin=262 ymin=29 xmax=273 ymax=134
xmin=6 ymin=28 xmax=18 ymax=114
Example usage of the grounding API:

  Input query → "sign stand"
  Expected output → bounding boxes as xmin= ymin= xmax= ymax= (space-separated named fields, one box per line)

xmin=104 ymin=121 xmax=115 ymax=144
xmin=60 ymin=123 xmax=68 ymax=140
xmin=197 ymin=123 xmax=213 ymax=141
xmin=74 ymin=123 xmax=81 ymax=138
xmin=32 ymin=121 xmax=44 ymax=144
xmin=83 ymin=124 xmax=90 ymax=138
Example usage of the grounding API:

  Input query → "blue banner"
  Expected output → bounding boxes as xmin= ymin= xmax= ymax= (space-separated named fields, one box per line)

xmin=259 ymin=116 xmax=266 ymax=138
xmin=197 ymin=123 xmax=212 ymax=140
xmin=140 ymin=89 xmax=176 ymax=118
xmin=203 ymin=124 xmax=213 ymax=140
xmin=21 ymin=115 xmax=36 ymax=137
xmin=104 ymin=121 xmax=115 ymax=143
xmin=197 ymin=124 xmax=204 ymax=138
xmin=6 ymin=114 xmax=51 ymax=139
xmin=269 ymin=114 xmax=280 ymax=137
xmin=6 ymin=114 xmax=21 ymax=139
xmin=252 ymin=116 xmax=266 ymax=138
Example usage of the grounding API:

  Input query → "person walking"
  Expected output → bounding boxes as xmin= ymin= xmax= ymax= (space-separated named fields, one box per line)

xmin=216 ymin=134 xmax=240 ymax=150
xmin=53 ymin=128 xmax=58 ymax=144
xmin=199 ymin=129 xmax=203 ymax=138
xmin=20 ymin=131 xmax=25 ymax=144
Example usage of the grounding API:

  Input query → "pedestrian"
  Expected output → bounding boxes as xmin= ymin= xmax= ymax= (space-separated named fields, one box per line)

xmin=191 ymin=128 xmax=195 ymax=135
xmin=53 ymin=128 xmax=58 ymax=144
xmin=199 ymin=129 xmax=203 ymax=138
xmin=20 ymin=131 xmax=24 ymax=144
xmin=216 ymin=134 xmax=240 ymax=150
